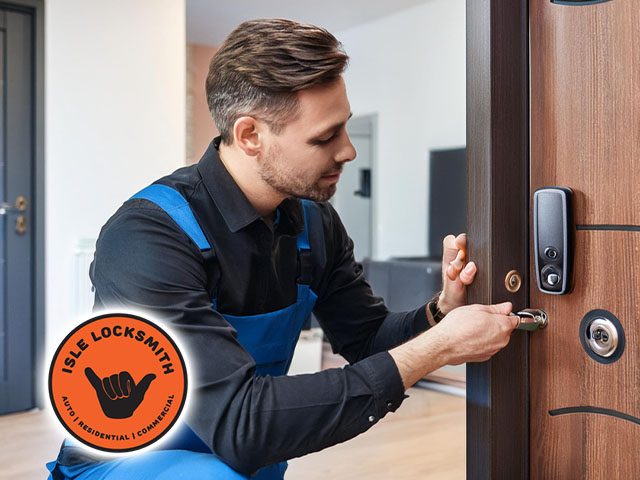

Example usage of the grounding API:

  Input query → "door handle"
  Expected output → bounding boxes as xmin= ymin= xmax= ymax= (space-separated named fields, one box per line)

xmin=512 ymin=308 xmax=549 ymax=331
xmin=0 ymin=196 xmax=28 ymax=235
xmin=0 ymin=195 xmax=27 ymax=215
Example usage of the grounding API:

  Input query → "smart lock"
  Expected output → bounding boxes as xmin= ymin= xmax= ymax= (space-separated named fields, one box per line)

xmin=533 ymin=187 xmax=574 ymax=294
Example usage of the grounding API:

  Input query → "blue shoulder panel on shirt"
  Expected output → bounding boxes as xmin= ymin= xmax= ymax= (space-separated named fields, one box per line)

xmin=130 ymin=184 xmax=212 ymax=250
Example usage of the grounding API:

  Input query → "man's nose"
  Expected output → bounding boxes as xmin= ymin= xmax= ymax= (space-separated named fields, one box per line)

xmin=336 ymin=133 xmax=357 ymax=164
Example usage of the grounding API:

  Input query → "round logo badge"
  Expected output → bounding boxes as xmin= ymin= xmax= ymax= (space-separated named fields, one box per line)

xmin=48 ymin=313 xmax=187 ymax=452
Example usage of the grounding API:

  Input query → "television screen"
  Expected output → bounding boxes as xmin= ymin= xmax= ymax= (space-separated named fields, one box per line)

xmin=428 ymin=147 xmax=467 ymax=258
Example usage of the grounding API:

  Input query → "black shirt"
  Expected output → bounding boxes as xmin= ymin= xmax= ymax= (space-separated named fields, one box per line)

xmin=60 ymin=138 xmax=432 ymax=476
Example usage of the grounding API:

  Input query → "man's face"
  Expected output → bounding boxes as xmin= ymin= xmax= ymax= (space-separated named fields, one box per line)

xmin=258 ymin=76 xmax=356 ymax=202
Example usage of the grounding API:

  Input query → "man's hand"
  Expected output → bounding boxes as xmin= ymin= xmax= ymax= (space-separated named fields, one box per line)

xmin=432 ymin=302 xmax=517 ymax=365
xmin=439 ymin=233 xmax=477 ymax=314
xmin=390 ymin=301 xmax=518 ymax=390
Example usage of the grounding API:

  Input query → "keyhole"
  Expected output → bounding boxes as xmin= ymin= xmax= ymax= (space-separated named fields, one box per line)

xmin=580 ymin=313 xmax=622 ymax=362
xmin=15 ymin=216 xmax=26 ymax=235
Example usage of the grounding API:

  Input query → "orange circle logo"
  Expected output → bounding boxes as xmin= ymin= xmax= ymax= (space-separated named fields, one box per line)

xmin=48 ymin=313 xmax=187 ymax=452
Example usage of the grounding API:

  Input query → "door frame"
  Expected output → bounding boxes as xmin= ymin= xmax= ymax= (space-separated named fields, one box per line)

xmin=465 ymin=0 xmax=530 ymax=478
xmin=344 ymin=113 xmax=377 ymax=261
xmin=0 ymin=0 xmax=45 ymax=410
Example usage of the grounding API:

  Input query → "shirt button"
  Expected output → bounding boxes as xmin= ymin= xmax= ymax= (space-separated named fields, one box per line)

xmin=368 ymin=415 xmax=375 ymax=423
xmin=387 ymin=402 xmax=393 ymax=410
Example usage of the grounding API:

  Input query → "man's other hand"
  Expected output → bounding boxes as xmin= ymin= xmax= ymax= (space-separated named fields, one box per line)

xmin=439 ymin=233 xmax=476 ymax=314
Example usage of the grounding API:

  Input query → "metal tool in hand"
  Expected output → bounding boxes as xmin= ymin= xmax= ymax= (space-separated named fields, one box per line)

xmin=511 ymin=308 xmax=548 ymax=331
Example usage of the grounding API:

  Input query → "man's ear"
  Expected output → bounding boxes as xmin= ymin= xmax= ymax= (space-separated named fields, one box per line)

xmin=233 ymin=116 xmax=263 ymax=157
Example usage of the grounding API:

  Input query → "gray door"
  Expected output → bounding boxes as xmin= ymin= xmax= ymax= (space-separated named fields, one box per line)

xmin=0 ymin=6 xmax=35 ymax=414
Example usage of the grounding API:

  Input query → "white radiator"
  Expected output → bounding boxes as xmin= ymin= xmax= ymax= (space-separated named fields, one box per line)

xmin=72 ymin=238 xmax=97 ymax=319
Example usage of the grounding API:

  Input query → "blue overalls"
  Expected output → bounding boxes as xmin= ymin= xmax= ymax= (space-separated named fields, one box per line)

xmin=47 ymin=184 xmax=319 ymax=480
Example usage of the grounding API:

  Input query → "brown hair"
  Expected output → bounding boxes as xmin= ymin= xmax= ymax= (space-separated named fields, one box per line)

xmin=205 ymin=18 xmax=349 ymax=144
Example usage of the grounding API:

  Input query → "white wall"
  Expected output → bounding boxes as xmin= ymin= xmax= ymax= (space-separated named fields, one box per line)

xmin=44 ymin=0 xmax=186 ymax=352
xmin=338 ymin=0 xmax=466 ymax=259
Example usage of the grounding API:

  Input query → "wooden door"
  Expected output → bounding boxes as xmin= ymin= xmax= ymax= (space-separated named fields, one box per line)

xmin=530 ymin=0 xmax=640 ymax=477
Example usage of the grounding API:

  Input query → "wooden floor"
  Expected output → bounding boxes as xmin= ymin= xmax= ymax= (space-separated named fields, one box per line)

xmin=287 ymin=387 xmax=465 ymax=479
xmin=0 ymin=388 xmax=464 ymax=479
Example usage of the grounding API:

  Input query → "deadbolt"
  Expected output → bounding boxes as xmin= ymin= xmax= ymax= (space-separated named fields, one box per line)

xmin=579 ymin=309 xmax=625 ymax=364
xmin=585 ymin=318 xmax=618 ymax=358
xmin=505 ymin=270 xmax=522 ymax=293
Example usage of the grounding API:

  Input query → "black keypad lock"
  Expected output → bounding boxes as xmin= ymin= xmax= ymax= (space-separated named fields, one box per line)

xmin=533 ymin=187 xmax=574 ymax=295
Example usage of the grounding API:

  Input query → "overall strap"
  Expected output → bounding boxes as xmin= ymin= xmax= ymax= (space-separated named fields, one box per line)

xmin=297 ymin=200 xmax=314 ymax=285
xmin=131 ymin=184 xmax=318 ymax=289
xmin=297 ymin=200 xmax=312 ymax=251
xmin=131 ymin=184 xmax=212 ymax=251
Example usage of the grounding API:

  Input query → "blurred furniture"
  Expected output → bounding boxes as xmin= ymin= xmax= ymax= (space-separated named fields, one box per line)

xmin=362 ymin=258 xmax=441 ymax=312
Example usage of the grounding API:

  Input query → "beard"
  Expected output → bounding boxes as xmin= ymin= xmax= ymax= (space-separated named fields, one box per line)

xmin=259 ymin=143 xmax=338 ymax=202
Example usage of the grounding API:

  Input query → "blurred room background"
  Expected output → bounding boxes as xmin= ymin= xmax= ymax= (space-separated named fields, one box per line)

xmin=0 ymin=1 xmax=466 ymax=478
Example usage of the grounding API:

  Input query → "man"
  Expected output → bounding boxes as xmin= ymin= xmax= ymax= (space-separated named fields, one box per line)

xmin=47 ymin=18 xmax=517 ymax=480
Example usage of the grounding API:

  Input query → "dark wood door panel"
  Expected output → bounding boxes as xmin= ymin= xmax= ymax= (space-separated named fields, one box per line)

xmin=530 ymin=0 xmax=640 ymax=226
xmin=530 ymin=230 xmax=640 ymax=477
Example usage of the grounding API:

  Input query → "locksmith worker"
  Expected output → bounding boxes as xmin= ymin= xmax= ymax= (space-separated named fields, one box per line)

xmin=46 ymin=18 xmax=519 ymax=480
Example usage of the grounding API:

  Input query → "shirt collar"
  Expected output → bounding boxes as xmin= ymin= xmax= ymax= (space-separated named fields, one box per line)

xmin=197 ymin=137 xmax=305 ymax=235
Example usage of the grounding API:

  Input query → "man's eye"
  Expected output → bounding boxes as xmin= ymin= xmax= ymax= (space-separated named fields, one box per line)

xmin=314 ymin=133 xmax=336 ymax=145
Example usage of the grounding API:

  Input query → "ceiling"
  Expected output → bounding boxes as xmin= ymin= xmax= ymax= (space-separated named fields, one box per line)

xmin=186 ymin=0 xmax=432 ymax=46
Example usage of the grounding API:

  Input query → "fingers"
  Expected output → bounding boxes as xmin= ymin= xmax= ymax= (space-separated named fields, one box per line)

xmin=131 ymin=373 xmax=156 ymax=407
xmin=135 ymin=374 xmax=156 ymax=398
xmin=442 ymin=234 xmax=463 ymax=264
xmin=473 ymin=301 xmax=513 ymax=315
xmin=444 ymin=233 xmax=466 ymax=251
xmin=86 ymin=369 xmax=156 ymax=403
xmin=453 ymin=233 xmax=466 ymax=250
xmin=103 ymin=376 xmax=117 ymax=400
xmin=110 ymin=374 xmax=123 ymax=398
xmin=447 ymin=252 xmax=475 ymax=283
xmin=84 ymin=367 xmax=102 ymax=392
xmin=444 ymin=233 xmax=470 ymax=281
xmin=119 ymin=371 xmax=134 ymax=396
xmin=451 ymin=248 xmax=465 ymax=269
xmin=508 ymin=313 xmax=521 ymax=330
xmin=459 ymin=261 xmax=477 ymax=285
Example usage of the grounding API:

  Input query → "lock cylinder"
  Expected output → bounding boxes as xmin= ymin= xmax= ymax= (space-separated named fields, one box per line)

xmin=579 ymin=309 xmax=625 ymax=364
xmin=586 ymin=318 xmax=618 ymax=358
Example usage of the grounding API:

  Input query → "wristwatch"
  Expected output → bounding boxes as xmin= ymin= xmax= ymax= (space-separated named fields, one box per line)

xmin=426 ymin=291 xmax=446 ymax=325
